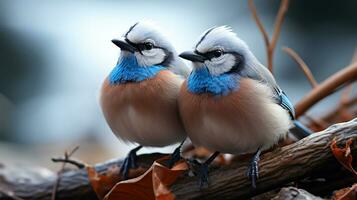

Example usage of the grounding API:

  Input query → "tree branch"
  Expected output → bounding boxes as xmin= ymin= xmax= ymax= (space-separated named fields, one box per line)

xmin=0 ymin=153 xmax=165 ymax=200
xmin=1 ymin=119 xmax=356 ymax=200
xmin=171 ymin=118 xmax=357 ymax=200
xmin=294 ymin=63 xmax=357 ymax=118
xmin=248 ymin=0 xmax=289 ymax=73
xmin=248 ymin=0 xmax=270 ymax=48
xmin=269 ymin=0 xmax=289 ymax=72
xmin=282 ymin=47 xmax=318 ymax=88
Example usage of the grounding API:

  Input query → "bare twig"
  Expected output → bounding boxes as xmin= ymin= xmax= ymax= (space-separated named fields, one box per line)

xmin=248 ymin=0 xmax=290 ymax=73
xmin=282 ymin=47 xmax=318 ymax=88
xmin=51 ymin=158 xmax=86 ymax=169
xmin=269 ymin=0 xmax=289 ymax=71
xmin=51 ymin=146 xmax=79 ymax=200
xmin=295 ymin=63 xmax=357 ymax=118
xmin=0 ymin=188 xmax=25 ymax=200
xmin=248 ymin=0 xmax=269 ymax=48
xmin=351 ymin=48 xmax=357 ymax=64
xmin=339 ymin=49 xmax=357 ymax=105
xmin=304 ymin=114 xmax=329 ymax=130
xmin=340 ymin=84 xmax=353 ymax=106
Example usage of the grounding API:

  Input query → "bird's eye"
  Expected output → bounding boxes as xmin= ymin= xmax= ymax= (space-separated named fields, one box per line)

xmin=144 ymin=42 xmax=154 ymax=50
xmin=213 ymin=49 xmax=223 ymax=58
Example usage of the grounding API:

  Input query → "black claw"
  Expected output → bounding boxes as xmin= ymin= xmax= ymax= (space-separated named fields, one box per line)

xmin=119 ymin=145 xmax=142 ymax=180
xmin=168 ymin=147 xmax=181 ymax=168
xmin=167 ymin=139 xmax=186 ymax=168
xmin=119 ymin=156 xmax=130 ymax=180
xmin=247 ymin=147 xmax=262 ymax=189
xmin=187 ymin=151 xmax=220 ymax=189
xmin=247 ymin=160 xmax=259 ymax=188
xmin=198 ymin=163 xmax=210 ymax=188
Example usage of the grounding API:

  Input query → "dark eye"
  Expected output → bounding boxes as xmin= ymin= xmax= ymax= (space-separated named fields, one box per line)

xmin=144 ymin=42 xmax=154 ymax=50
xmin=213 ymin=49 xmax=223 ymax=58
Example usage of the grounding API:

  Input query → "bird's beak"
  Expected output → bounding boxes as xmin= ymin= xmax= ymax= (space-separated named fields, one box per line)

xmin=111 ymin=39 xmax=136 ymax=53
xmin=179 ymin=51 xmax=206 ymax=63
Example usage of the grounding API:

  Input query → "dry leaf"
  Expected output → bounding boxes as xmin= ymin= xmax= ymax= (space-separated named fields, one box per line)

xmin=103 ymin=156 xmax=188 ymax=200
xmin=87 ymin=164 xmax=148 ymax=199
xmin=87 ymin=165 xmax=121 ymax=199
xmin=153 ymin=158 xmax=188 ymax=200
xmin=332 ymin=184 xmax=357 ymax=200
xmin=330 ymin=138 xmax=357 ymax=175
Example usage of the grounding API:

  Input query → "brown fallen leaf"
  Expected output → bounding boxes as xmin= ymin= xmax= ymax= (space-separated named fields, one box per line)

xmin=332 ymin=184 xmax=357 ymax=200
xmin=330 ymin=138 xmax=357 ymax=175
xmin=153 ymin=158 xmax=188 ymax=200
xmin=103 ymin=156 xmax=188 ymax=200
xmin=87 ymin=165 xmax=121 ymax=200
xmin=87 ymin=165 xmax=147 ymax=199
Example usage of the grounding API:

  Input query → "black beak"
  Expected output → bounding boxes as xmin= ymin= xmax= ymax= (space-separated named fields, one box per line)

xmin=111 ymin=39 xmax=136 ymax=53
xmin=179 ymin=51 xmax=206 ymax=63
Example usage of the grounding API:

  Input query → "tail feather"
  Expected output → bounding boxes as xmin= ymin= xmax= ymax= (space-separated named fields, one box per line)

xmin=290 ymin=120 xmax=313 ymax=139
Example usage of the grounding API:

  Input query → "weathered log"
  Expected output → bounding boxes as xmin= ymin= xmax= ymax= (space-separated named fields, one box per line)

xmin=271 ymin=187 xmax=324 ymax=200
xmin=0 ymin=153 xmax=165 ymax=200
xmin=171 ymin=118 xmax=357 ymax=199
xmin=0 ymin=119 xmax=356 ymax=200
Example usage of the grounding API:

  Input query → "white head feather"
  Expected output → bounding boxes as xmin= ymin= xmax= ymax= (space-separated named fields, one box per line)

xmin=120 ymin=20 xmax=191 ymax=77
xmin=193 ymin=26 xmax=256 ymax=76
xmin=194 ymin=26 xmax=278 ymax=89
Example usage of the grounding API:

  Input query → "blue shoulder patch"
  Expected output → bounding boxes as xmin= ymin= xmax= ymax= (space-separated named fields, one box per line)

xmin=187 ymin=67 xmax=239 ymax=96
xmin=109 ymin=55 xmax=165 ymax=84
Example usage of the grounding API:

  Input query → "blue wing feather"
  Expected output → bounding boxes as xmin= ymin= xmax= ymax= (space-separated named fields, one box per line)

xmin=276 ymin=89 xmax=313 ymax=137
xmin=276 ymin=89 xmax=295 ymax=119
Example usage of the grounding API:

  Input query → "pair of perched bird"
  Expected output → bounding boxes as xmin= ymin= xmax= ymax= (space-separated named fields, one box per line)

xmin=100 ymin=21 xmax=311 ymax=188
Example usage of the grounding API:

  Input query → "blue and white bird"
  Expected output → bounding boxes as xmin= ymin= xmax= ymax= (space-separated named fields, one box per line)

xmin=178 ymin=26 xmax=311 ymax=188
xmin=100 ymin=21 xmax=191 ymax=179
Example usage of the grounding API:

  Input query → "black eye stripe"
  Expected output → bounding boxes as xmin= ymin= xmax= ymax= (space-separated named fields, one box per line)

xmin=195 ymin=49 xmax=236 ymax=60
xmin=124 ymin=38 xmax=164 ymax=52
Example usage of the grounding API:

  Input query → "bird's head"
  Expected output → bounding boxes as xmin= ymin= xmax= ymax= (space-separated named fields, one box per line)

xmin=179 ymin=26 xmax=256 ymax=76
xmin=112 ymin=20 xmax=175 ymax=67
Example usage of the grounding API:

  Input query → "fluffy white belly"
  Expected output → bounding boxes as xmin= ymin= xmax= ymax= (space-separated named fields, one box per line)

xmin=112 ymin=103 xmax=184 ymax=147
xmin=179 ymin=78 xmax=292 ymax=154
xmin=101 ymin=71 xmax=186 ymax=147
xmin=194 ymin=103 xmax=291 ymax=154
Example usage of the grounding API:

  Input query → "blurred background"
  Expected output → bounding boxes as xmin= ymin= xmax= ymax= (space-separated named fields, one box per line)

xmin=0 ymin=0 xmax=356 ymax=170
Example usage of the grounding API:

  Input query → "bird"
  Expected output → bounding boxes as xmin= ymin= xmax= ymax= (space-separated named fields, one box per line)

xmin=100 ymin=20 xmax=191 ymax=180
xmin=178 ymin=26 xmax=312 ymax=188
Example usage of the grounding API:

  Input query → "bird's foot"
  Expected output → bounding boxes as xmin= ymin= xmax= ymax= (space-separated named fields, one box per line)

xmin=187 ymin=159 xmax=210 ymax=188
xmin=119 ymin=145 xmax=143 ymax=180
xmin=168 ymin=146 xmax=182 ymax=168
xmin=247 ymin=147 xmax=262 ymax=189
xmin=198 ymin=162 xmax=210 ymax=188
xmin=188 ymin=151 xmax=220 ymax=189
xmin=167 ymin=139 xmax=186 ymax=168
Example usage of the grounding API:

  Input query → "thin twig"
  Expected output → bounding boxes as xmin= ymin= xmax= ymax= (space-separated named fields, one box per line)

xmin=248 ymin=0 xmax=290 ymax=73
xmin=339 ymin=49 xmax=357 ymax=105
xmin=67 ymin=146 xmax=80 ymax=157
xmin=304 ymin=114 xmax=329 ymax=130
xmin=0 ymin=188 xmax=25 ymax=200
xmin=270 ymin=0 xmax=290 ymax=56
xmin=51 ymin=146 xmax=80 ymax=200
xmin=351 ymin=48 xmax=357 ymax=64
xmin=248 ymin=0 xmax=269 ymax=48
xmin=282 ymin=47 xmax=318 ymax=88
xmin=340 ymin=84 xmax=353 ymax=106
xmin=51 ymin=158 xmax=86 ymax=169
